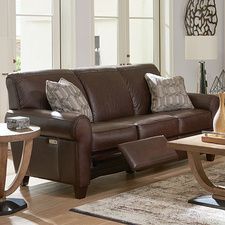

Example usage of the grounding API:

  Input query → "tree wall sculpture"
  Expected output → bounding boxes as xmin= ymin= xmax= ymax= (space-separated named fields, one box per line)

xmin=185 ymin=0 xmax=218 ymax=35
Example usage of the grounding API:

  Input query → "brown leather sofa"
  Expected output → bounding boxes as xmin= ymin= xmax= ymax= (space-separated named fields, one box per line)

xmin=6 ymin=64 xmax=219 ymax=199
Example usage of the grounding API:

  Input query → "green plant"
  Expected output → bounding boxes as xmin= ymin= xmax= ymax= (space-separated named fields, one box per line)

xmin=16 ymin=56 xmax=21 ymax=72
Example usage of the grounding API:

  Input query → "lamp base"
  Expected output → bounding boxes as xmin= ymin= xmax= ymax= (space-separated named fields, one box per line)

xmin=199 ymin=61 xmax=207 ymax=94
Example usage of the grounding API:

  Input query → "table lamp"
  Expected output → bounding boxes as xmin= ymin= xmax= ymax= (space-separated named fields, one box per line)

xmin=185 ymin=36 xmax=217 ymax=94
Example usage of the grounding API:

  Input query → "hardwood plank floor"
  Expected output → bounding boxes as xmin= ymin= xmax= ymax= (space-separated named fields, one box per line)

xmin=1 ymin=153 xmax=224 ymax=225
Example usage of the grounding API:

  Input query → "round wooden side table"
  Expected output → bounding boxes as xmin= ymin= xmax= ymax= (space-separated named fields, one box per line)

xmin=0 ymin=123 xmax=40 ymax=216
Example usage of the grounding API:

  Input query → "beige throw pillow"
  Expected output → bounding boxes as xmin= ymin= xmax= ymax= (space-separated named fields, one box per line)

xmin=145 ymin=73 xmax=194 ymax=113
xmin=46 ymin=78 xmax=93 ymax=121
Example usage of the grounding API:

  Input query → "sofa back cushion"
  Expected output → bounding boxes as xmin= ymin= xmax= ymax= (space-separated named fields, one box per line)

xmin=6 ymin=70 xmax=86 ymax=110
xmin=75 ymin=67 xmax=134 ymax=122
xmin=118 ymin=64 xmax=160 ymax=115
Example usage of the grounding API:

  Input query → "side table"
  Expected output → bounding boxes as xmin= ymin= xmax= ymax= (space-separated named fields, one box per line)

xmin=0 ymin=123 xmax=40 ymax=216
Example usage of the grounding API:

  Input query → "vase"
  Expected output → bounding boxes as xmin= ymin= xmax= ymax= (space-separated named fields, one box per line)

xmin=213 ymin=92 xmax=225 ymax=133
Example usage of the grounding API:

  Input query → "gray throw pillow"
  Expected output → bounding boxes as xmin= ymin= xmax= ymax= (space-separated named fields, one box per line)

xmin=145 ymin=73 xmax=194 ymax=113
xmin=46 ymin=78 xmax=93 ymax=121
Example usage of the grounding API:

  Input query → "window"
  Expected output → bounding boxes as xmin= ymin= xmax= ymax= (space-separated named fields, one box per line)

xmin=160 ymin=0 xmax=173 ymax=76
xmin=94 ymin=0 xmax=118 ymax=65
xmin=16 ymin=0 xmax=60 ymax=71
xmin=129 ymin=0 xmax=159 ymax=64
xmin=94 ymin=0 xmax=159 ymax=67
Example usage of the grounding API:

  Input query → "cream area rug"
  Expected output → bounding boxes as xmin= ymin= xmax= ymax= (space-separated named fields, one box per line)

xmin=71 ymin=160 xmax=225 ymax=225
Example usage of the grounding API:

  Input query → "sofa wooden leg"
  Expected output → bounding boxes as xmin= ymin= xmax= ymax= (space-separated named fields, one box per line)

xmin=21 ymin=176 xmax=30 ymax=186
xmin=74 ymin=186 xmax=88 ymax=199
xmin=126 ymin=169 xmax=135 ymax=174
xmin=206 ymin=154 xmax=215 ymax=162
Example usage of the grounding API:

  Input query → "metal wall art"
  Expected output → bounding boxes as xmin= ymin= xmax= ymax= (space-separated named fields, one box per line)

xmin=185 ymin=0 xmax=218 ymax=35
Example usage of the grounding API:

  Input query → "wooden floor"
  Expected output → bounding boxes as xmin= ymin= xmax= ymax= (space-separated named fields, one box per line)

xmin=1 ymin=153 xmax=224 ymax=225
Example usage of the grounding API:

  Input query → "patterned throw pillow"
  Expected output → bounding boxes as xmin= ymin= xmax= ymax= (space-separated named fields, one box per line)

xmin=145 ymin=73 xmax=194 ymax=113
xmin=46 ymin=78 xmax=93 ymax=121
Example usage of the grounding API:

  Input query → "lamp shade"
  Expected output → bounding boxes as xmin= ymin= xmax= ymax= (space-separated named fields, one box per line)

xmin=185 ymin=36 xmax=217 ymax=60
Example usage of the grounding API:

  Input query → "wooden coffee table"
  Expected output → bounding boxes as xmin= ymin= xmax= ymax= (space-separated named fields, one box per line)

xmin=0 ymin=123 xmax=40 ymax=216
xmin=168 ymin=134 xmax=225 ymax=210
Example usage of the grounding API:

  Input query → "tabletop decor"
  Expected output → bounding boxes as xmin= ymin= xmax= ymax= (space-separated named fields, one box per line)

xmin=210 ymin=70 xmax=225 ymax=94
xmin=213 ymin=92 xmax=225 ymax=134
xmin=202 ymin=131 xmax=225 ymax=145
xmin=6 ymin=116 xmax=30 ymax=130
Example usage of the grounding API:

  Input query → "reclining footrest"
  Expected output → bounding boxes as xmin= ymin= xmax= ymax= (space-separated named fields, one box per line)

xmin=118 ymin=135 xmax=178 ymax=171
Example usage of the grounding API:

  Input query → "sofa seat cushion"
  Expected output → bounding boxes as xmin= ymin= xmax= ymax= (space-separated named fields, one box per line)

xmin=133 ymin=114 xmax=179 ymax=139
xmin=92 ymin=122 xmax=138 ymax=152
xmin=91 ymin=109 xmax=210 ymax=152
xmin=98 ymin=114 xmax=179 ymax=141
xmin=166 ymin=109 xmax=212 ymax=135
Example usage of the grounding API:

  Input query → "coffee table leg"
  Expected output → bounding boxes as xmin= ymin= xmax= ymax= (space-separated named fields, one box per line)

xmin=0 ymin=140 xmax=33 ymax=216
xmin=187 ymin=152 xmax=225 ymax=209
xmin=0 ymin=143 xmax=8 ymax=199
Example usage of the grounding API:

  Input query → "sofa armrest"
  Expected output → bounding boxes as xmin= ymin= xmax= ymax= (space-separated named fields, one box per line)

xmin=188 ymin=93 xmax=219 ymax=118
xmin=6 ymin=109 xmax=92 ymax=142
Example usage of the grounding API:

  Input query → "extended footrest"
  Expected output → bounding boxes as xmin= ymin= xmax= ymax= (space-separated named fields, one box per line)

xmin=118 ymin=135 xmax=178 ymax=171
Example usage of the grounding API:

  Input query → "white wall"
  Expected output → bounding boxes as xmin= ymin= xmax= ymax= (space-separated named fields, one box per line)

xmin=172 ymin=0 xmax=224 ymax=93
